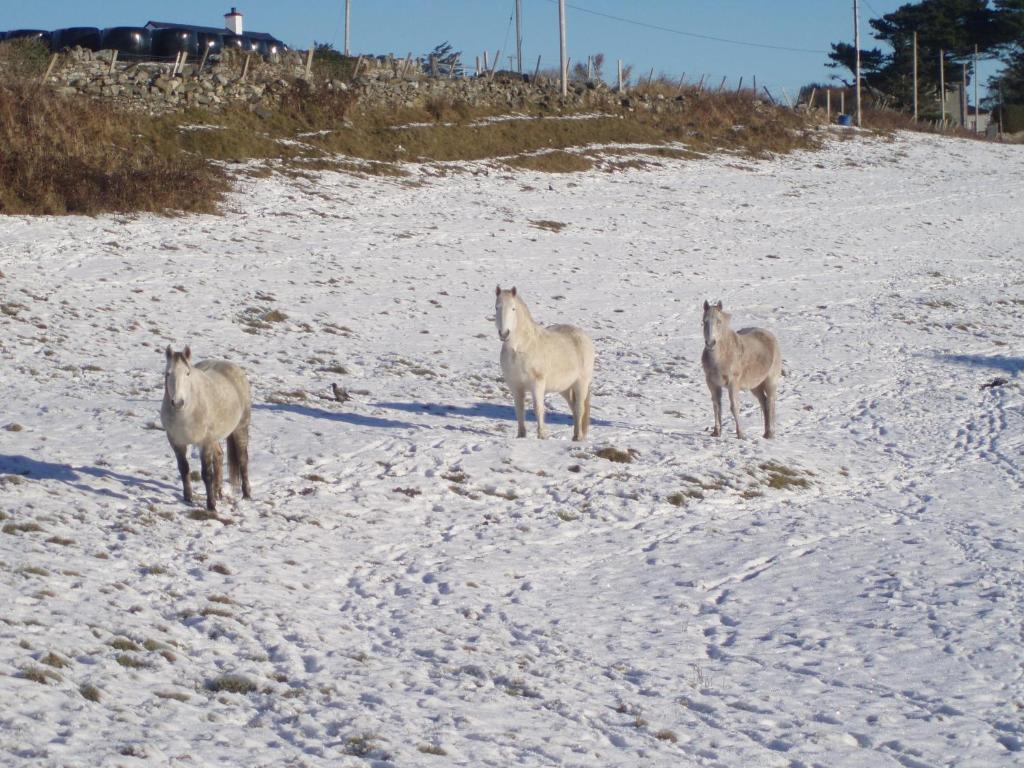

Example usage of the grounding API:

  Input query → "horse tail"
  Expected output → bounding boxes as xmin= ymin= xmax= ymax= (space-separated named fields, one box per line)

xmin=226 ymin=433 xmax=242 ymax=490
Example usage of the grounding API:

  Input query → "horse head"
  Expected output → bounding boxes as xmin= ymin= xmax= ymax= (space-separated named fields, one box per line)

xmin=702 ymin=300 xmax=729 ymax=350
xmin=495 ymin=285 xmax=519 ymax=342
xmin=164 ymin=345 xmax=194 ymax=410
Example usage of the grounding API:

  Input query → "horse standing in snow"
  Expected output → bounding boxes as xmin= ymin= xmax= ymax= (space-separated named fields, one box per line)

xmin=701 ymin=300 xmax=782 ymax=439
xmin=495 ymin=286 xmax=595 ymax=441
xmin=160 ymin=346 xmax=252 ymax=511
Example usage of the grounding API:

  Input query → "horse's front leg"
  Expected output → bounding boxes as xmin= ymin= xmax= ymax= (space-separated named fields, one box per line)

xmin=531 ymin=380 xmax=547 ymax=439
xmin=172 ymin=443 xmax=193 ymax=504
xmin=709 ymin=384 xmax=723 ymax=437
xmin=727 ymin=384 xmax=745 ymax=439
xmin=512 ymin=386 xmax=527 ymax=438
xmin=199 ymin=443 xmax=219 ymax=511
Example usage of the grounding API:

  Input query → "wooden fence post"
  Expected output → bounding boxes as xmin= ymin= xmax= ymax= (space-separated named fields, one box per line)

xmin=762 ymin=86 xmax=776 ymax=104
xmin=352 ymin=55 xmax=364 ymax=79
xmin=108 ymin=50 xmax=119 ymax=75
xmin=534 ymin=55 xmax=542 ymax=83
xmin=826 ymin=89 xmax=831 ymax=122
xmin=41 ymin=53 xmax=59 ymax=82
xmin=304 ymin=47 xmax=314 ymax=78
xmin=617 ymin=59 xmax=623 ymax=92
xmin=241 ymin=53 xmax=251 ymax=82
xmin=198 ymin=44 xmax=211 ymax=74
xmin=736 ymin=76 xmax=743 ymax=93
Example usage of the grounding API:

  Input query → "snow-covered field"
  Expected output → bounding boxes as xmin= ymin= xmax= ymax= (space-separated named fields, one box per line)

xmin=1 ymin=130 xmax=1022 ymax=767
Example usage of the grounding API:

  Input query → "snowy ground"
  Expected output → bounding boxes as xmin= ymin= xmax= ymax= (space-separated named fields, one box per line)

xmin=1 ymin=130 xmax=1022 ymax=767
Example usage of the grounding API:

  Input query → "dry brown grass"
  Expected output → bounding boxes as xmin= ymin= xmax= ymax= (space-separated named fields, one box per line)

xmin=0 ymin=83 xmax=227 ymax=215
xmin=1 ymin=40 xmax=818 ymax=216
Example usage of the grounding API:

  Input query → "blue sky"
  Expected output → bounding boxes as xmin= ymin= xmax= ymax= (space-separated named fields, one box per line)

xmin=2 ymin=1 xmax=1000 ymax=96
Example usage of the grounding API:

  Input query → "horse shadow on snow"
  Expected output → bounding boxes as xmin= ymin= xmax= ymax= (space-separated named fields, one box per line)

xmin=0 ymin=454 xmax=175 ymax=499
xmin=376 ymin=400 xmax=614 ymax=428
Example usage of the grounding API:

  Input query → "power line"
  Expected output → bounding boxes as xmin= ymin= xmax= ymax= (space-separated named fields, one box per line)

xmin=547 ymin=1 xmax=828 ymax=55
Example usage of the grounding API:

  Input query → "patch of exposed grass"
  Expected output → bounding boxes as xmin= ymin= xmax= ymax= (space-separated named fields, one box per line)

xmin=116 ymin=654 xmax=150 ymax=669
xmin=3 ymin=521 xmax=43 ymax=535
xmin=110 ymin=637 xmax=142 ymax=652
xmin=655 ymin=729 xmax=678 ymax=742
xmin=22 ymin=666 xmax=62 ymax=685
xmin=154 ymin=689 xmax=191 ymax=702
xmin=595 ymin=446 xmax=637 ymax=463
xmin=80 ymin=683 xmax=102 ymax=702
xmin=237 ymin=305 xmax=289 ymax=332
xmin=759 ymin=461 xmax=812 ymax=490
xmin=506 ymin=151 xmax=593 ymax=173
xmin=206 ymin=673 xmax=258 ymax=694
xmin=40 ymin=652 xmax=69 ymax=668
xmin=529 ymin=219 xmax=568 ymax=232
xmin=418 ymin=744 xmax=448 ymax=756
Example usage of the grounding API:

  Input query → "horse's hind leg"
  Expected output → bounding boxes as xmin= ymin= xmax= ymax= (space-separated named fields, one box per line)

xmin=582 ymin=385 xmax=591 ymax=440
xmin=171 ymin=443 xmax=193 ymax=504
xmin=753 ymin=384 xmax=771 ymax=439
xmin=227 ymin=424 xmax=252 ymax=500
xmin=727 ymin=384 xmax=745 ymax=439
xmin=199 ymin=443 xmax=219 ymax=512
xmin=763 ymin=378 xmax=778 ymax=439
xmin=561 ymin=389 xmax=580 ymax=441
xmin=568 ymin=382 xmax=586 ymax=442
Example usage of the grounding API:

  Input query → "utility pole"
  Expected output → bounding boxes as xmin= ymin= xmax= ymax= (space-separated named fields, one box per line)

xmin=515 ymin=0 xmax=523 ymax=75
xmin=939 ymin=49 xmax=945 ymax=126
xmin=974 ymin=44 xmax=979 ymax=133
xmin=961 ymin=61 xmax=968 ymax=128
xmin=854 ymin=0 xmax=862 ymax=127
xmin=912 ymin=31 xmax=918 ymax=122
xmin=558 ymin=0 xmax=568 ymax=97
xmin=344 ymin=0 xmax=351 ymax=56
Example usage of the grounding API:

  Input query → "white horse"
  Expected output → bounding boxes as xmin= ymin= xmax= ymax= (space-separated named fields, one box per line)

xmin=160 ymin=346 xmax=252 ymax=511
xmin=701 ymin=300 xmax=782 ymax=439
xmin=495 ymin=286 xmax=595 ymax=441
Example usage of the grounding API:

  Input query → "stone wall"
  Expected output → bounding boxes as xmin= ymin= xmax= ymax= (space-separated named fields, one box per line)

xmin=38 ymin=46 xmax=667 ymax=116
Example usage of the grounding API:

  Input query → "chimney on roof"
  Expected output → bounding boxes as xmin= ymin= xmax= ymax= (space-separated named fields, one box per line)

xmin=225 ymin=7 xmax=243 ymax=35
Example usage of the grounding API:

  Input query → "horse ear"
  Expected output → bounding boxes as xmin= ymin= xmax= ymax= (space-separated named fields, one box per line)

xmin=511 ymin=286 xmax=517 ymax=297
xmin=703 ymin=300 xmax=710 ymax=312
xmin=715 ymin=300 xmax=723 ymax=310
xmin=183 ymin=346 xmax=192 ymax=362
xmin=165 ymin=345 xmax=172 ymax=360
xmin=495 ymin=284 xmax=501 ymax=296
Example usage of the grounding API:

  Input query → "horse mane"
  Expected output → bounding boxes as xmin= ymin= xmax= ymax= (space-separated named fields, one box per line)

xmin=513 ymin=292 xmax=538 ymax=328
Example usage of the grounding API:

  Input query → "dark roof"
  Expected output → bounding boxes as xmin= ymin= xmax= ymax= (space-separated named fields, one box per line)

xmin=145 ymin=20 xmax=281 ymax=42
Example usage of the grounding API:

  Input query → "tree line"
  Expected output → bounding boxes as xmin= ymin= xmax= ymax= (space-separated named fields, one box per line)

xmin=828 ymin=0 xmax=1024 ymax=113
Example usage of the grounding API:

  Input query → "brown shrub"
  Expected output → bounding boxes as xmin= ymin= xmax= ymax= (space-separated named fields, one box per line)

xmin=0 ymin=80 xmax=226 ymax=215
